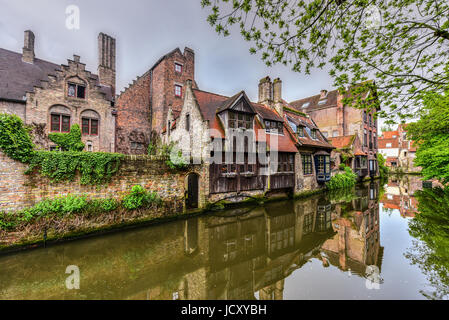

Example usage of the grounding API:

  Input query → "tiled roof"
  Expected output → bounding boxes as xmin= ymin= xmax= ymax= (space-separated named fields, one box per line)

xmin=290 ymin=89 xmax=339 ymax=112
xmin=192 ymin=89 xmax=298 ymax=152
xmin=381 ymin=131 xmax=399 ymax=139
xmin=0 ymin=48 xmax=60 ymax=101
xmin=252 ymin=103 xmax=283 ymax=122
xmin=0 ymin=48 xmax=114 ymax=102
xmin=290 ymin=82 xmax=374 ymax=113
xmin=328 ymin=135 xmax=355 ymax=149
xmin=378 ymin=138 xmax=399 ymax=149
xmin=283 ymin=109 xmax=334 ymax=150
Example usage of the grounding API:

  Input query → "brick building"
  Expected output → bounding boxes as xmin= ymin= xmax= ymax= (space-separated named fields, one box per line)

xmin=0 ymin=31 xmax=117 ymax=152
xmin=290 ymin=86 xmax=380 ymax=178
xmin=163 ymin=76 xmax=333 ymax=206
xmin=378 ymin=130 xmax=400 ymax=167
xmin=378 ymin=124 xmax=419 ymax=172
xmin=116 ymin=47 xmax=197 ymax=154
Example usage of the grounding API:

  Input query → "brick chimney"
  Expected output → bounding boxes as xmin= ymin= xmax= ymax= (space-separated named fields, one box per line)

xmin=258 ymin=76 xmax=272 ymax=105
xmin=98 ymin=33 xmax=116 ymax=96
xmin=273 ymin=78 xmax=283 ymax=117
xmin=22 ymin=30 xmax=35 ymax=64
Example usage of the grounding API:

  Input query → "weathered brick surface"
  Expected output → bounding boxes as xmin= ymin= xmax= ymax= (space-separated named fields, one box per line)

xmin=0 ymin=150 xmax=207 ymax=212
xmin=116 ymin=48 xmax=196 ymax=154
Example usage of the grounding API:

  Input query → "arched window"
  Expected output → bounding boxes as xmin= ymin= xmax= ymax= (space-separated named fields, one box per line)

xmin=80 ymin=110 xmax=100 ymax=136
xmin=49 ymin=105 xmax=71 ymax=132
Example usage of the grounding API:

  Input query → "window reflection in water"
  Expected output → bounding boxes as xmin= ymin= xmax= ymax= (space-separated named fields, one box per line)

xmin=0 ymin=176 xmax=439 ymax=300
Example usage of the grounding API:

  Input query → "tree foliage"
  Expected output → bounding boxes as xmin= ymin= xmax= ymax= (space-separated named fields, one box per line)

xmin=201 ymin=0 xmax=449 ymax=122
xmin=377 ymin=153 xmax=389 ymax=178
xmin=406 ymin=187 xmax=449 ymax=299
xmin=407 ymin=89 xmax=449 ymax=184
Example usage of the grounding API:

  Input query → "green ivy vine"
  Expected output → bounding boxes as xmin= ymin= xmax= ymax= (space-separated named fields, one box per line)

xmin=0 ymin=113 xmax=123 ymax=185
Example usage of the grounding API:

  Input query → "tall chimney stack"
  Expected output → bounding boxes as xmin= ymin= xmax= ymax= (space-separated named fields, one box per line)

xmin=273 ymin=78 xmax=283 ymax=117
xmin=258 ymin=76 xmax=273 ymax=105
xmin=98 ymin=33 xmax=116 ymax=96
xmin=22 ymin=30 xmax=35 ymax=64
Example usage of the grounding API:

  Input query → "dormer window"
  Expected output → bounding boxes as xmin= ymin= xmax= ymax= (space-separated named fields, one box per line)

xmin=175 ymin=63 xmax=183 ymax=73
xmin=302 ymin=102 xmax=310 ymax=108
xmin=265 ymin=120 xmax=283 ymax=134
xmin=68 ymin=83 xmax=86 ymax=99
xmin=318 ymin=99 xmax=327 ymax=105
xmin=297 ymin=126 xmax=305 ymax=137
xmin=229 ymin=111 xmax=252 ymax=129
xmin=311 ymin=129 xmax=317 ymax=139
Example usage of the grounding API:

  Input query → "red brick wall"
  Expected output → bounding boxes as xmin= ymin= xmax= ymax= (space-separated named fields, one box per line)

xmin=116 ymin=48 xmax=196 ymax=154
xmin=151 ymin=48 xmax=196 ymax=134
xmin=116 ymin=72 xmax=152 ymax=154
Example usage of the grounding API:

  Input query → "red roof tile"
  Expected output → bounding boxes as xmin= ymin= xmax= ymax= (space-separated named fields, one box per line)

xmin=192 ymin=89 xmax=298 ymax=152
xmin=284 ymin=109 xmax=334 ymax=149
xmin=381 ymin=131 xmax=399 ymax=139
xmin=328 ymin=135 xmax=355 ymax=149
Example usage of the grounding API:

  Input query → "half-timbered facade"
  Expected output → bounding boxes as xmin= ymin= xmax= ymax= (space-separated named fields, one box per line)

xmin=164 ymin=79 xmax=300 ymax=202
xmin=164 ymin=76 xmax=334 ymax=204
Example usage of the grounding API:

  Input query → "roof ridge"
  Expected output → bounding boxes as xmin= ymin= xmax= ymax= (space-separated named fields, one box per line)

xmin=192 ymin=88 xmax=230 ymax=99
xmin=0 ymin=47 xmax=60 ymax=68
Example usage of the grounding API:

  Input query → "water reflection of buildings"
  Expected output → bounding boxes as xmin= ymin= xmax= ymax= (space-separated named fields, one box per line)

xmin=321 ymin=183 xmax=383 ymax=276
xmin=380 ymin=175 xmax=425 ymax=218
xmin=0 ymin=184 xmax=383 ymax=300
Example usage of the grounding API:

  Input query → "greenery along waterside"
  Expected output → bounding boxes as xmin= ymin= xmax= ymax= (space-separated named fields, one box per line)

xmin=0 ymin=186 xmax=162 ymax=232
xmin=327 ymin=166 xmax=357 ymax=190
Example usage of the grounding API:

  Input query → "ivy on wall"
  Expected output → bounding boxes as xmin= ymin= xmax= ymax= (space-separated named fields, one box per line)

xmin=27 ymin=151 xmax=124 ymax=185
xmin=0 ymin=113 xmax=123 ymax=185
xmin=0 ymin=114 xmax=34 ymax=163
xmin=48 ymin=124 xmax=85 ymax=152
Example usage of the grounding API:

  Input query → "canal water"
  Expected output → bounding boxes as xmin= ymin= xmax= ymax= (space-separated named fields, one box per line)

xmin=0 ymin=175 xmax=448 ymax=300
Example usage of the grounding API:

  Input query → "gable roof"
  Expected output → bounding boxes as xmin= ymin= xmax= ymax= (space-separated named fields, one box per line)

xmin=191 ymin=89 xmax=298 ymax=152
xmin=216 ymin=91 xmax=256 ymax=114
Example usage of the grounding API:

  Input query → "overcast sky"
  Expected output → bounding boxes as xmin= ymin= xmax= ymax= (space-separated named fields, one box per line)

xmin=0 ymin=0 xmax=335 ymax=102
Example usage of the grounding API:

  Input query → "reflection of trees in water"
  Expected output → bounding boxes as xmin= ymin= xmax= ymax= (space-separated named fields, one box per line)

xmin=406 ymin=187 xmax=449 ymax=300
